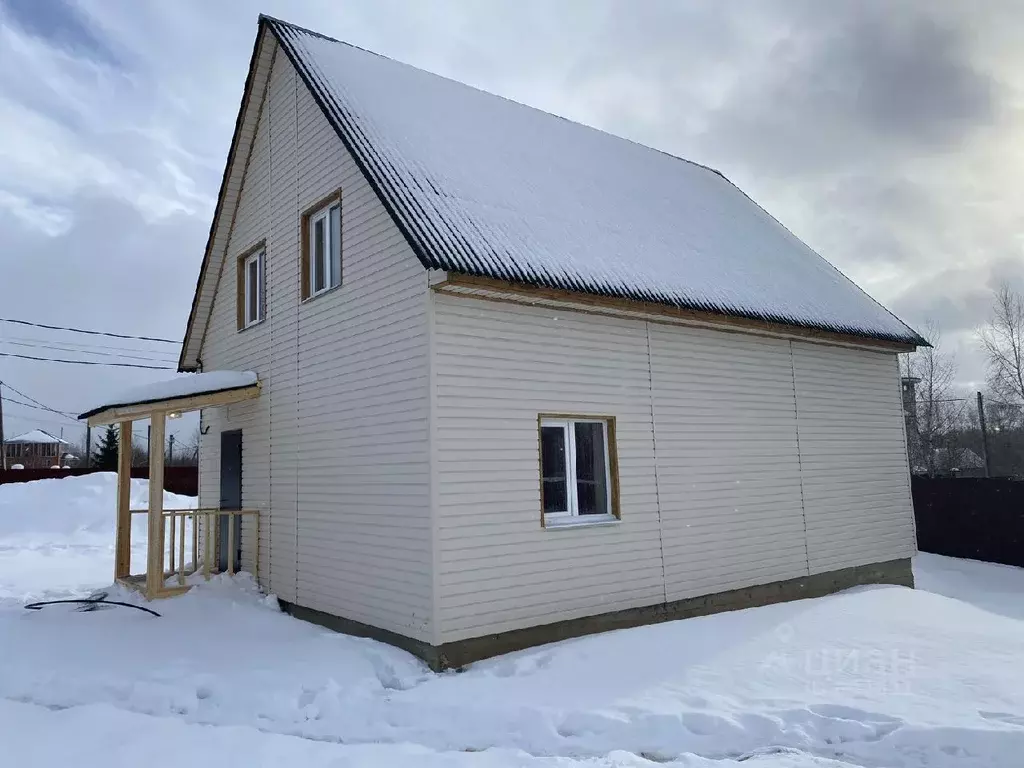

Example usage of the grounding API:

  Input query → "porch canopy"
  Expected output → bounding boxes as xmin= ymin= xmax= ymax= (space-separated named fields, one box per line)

xmin=79 ymin=370 xmax=260 ymax=427
xmin=78 ymin=370 xmax=261 ymax=598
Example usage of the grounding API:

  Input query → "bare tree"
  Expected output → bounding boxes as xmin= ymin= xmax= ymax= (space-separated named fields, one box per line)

xmin=182 ymin=426 xmax=201 ymax=466
xmin=901 ymin=321 xmax=962 ymax=475
xmin=979 ymin=283 xmax=1024 ymax=405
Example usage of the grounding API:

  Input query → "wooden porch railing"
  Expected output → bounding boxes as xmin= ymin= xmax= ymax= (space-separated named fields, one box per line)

xmin=122 ymin=508 xmax=260 ymax=598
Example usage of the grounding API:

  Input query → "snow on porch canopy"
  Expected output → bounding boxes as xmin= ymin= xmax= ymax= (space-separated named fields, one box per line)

xmin=78 ymin=371 xmax=260 ymax=426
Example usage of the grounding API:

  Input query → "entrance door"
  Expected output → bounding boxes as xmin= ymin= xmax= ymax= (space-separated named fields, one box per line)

xmin=219 ymin=430 xmax=242 ymax=572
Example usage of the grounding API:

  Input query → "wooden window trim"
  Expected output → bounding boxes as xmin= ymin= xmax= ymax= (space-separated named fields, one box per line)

xmin=300 ymin=188 xmax=343 ymax=301
xmin=537 ymin=413 xmax=620 ymax=529
xmin=235 ymin=240 xmax=266 ymax=331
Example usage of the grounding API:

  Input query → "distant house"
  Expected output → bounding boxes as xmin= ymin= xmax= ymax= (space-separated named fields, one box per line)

xmin=3 ymin=430 xmax=69 ymax=469
xmin=82 ymin=15 xmax=925 ymax=669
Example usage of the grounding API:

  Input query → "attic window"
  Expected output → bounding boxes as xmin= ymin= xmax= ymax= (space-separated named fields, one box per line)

xmin=301 ymin=190 xmax=342 ymax=300
xmin=235 ymin=242 xmax=266 ymax=331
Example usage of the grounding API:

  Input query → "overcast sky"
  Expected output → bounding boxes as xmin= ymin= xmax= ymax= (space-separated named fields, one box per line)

xmin=1 ymin=0 xmax=1022 ymax=444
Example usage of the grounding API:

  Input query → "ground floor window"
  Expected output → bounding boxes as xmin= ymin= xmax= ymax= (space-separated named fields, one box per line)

xmin=539 ymin=415 xmax=618 ymax=526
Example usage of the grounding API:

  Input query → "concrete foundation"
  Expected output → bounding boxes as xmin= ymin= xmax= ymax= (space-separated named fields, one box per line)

xmin=279 ymin=557 xmax=914 ymax=671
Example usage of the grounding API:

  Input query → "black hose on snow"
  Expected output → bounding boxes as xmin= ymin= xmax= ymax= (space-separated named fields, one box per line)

xmin=23 ymin=597 xmax=161 ymax=617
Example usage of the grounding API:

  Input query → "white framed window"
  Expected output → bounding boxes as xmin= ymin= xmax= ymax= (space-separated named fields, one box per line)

xmin=540 ymin=415 xmax=618 ymax=527
xmin=243 ymin=249 xmax=264 ymax=328
xmin=305 ymin=199 xmax=342 ymax=299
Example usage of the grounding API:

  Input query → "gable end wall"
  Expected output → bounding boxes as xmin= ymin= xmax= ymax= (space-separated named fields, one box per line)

xmin=197 ymin=47 xmax=433 ymax=642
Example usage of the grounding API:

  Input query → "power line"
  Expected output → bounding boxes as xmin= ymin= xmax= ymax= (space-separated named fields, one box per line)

xmin=0 ymin=351 xmax=174 ymax=370
xmin=0 ymin=340 xmax=179 ymax=364
xmin=0 ymin=380 xmax=78 ymax=419
xmin=0 ymin=398 xmax=78 ymax=427
xmin=2 ymin=409 xmax=78 ymax=429
xmin=0 ymin=317 xmax=180 ymax=345
xmin=3 ymin=396 xmax=72 ymax=415
xmin=1 ymin=333 xmax=180 ymax=358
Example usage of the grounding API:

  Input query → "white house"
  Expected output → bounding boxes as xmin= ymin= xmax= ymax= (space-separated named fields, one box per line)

xmin=82 ymin=15 xmax=924 ymax=668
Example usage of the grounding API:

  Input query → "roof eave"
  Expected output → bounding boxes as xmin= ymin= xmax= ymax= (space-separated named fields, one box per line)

xmin=178 ymin=19 xmax=276 ymax=373
xmin=435 ymin=272 xmax=924 ymax=351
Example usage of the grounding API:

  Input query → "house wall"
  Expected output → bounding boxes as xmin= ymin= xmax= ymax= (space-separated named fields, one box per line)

xmin=431 ymin=294 xmax=916 ymax=644
xmin=198 ymin=46 xmax=433 ymax=642
xmin=3 ymin=443 xmax=65 ymax=469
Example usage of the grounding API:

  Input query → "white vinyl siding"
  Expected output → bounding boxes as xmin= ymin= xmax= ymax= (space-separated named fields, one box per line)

xmin=198 ymin=45 xmax=433 ymax=641
xmin=432 ymin=294 xmax=916 ymax=644
xmin=433 ymin=296 xmax=664 ymax=643
xmin=792 ymin=343 xmax=917 ymax=572
xmin=648 ymin=325 xmax=808 ymax=600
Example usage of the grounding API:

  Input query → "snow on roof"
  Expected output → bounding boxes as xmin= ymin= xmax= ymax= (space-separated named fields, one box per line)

xmin=267 ymin=17 xmax=923 ymax=345
xmin=5 ymin=430 xmax=67 ymax=445
xmin=78 ymin=371 xmax=258 ymax=420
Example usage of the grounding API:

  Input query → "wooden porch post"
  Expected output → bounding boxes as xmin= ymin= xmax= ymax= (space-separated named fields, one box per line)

xmin=145 ymin=412 xmax=166 ymax=598
xmin=114 ymin=419 xmax=133 ymax=581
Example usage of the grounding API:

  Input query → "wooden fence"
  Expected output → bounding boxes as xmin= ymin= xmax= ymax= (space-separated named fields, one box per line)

xmin=912 ymin=476 xmax=1024 ymax=568
xmin=0 ymin=466 xmax=198 ymax=497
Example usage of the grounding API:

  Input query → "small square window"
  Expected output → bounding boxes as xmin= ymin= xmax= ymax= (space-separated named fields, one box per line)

xmin=539 ymin=415 xmax=618 ymax=527
xmin=237 ymin=248 xmax=264 ymax=330
xmin=302 ymin=193 xmax=342 ymax=300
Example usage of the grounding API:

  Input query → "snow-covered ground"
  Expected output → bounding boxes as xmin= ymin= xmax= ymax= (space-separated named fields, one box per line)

xmin=1 ymin=475 xmax=1021 ymax=767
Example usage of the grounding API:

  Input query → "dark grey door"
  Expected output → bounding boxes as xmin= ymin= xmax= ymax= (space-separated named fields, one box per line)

xmin=219 ymin=430 xmax=242 ymax=572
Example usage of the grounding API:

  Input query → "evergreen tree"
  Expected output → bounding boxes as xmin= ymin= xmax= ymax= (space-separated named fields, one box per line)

xmin=93 ymin=425 xmax=119 ymax=470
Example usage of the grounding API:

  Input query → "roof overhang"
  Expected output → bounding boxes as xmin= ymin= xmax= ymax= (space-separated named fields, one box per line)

xmin=79 ymin=373 xmax=261 ymax=426
xmin=178 ymin=19 xmax=279 ymax=372
xmin=434 ymin=273 xmax=921 ymax=353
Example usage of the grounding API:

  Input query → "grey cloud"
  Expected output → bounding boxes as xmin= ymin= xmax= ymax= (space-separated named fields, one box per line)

xmin=0 ymin=0 xmax=119 ymax=66
xmin=698 ymin=2 xmax=996 ymax=175
xmin=890 ymin=276 xmax=994 ymax=338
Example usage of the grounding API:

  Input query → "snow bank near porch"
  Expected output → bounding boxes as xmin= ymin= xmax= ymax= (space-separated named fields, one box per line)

xmin=0 ymin=473 xmax=195 ymax=600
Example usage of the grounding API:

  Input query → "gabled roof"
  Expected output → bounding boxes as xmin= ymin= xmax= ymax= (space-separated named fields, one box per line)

xmin=6 ymin=429 xmax=67 ymax=445
xmin=180 ymin=16 xmax=923 ymax=369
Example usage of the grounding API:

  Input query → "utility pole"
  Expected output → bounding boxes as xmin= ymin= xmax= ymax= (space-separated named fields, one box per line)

xmin=85 ymin=425 xmax=92 ymax=468
xmin=168 ymin=434 xmax=175 ymax=466
xmin=0 ymin=382 xmax=6 ymax=471
xmin=977 ymin=391 xmax=992 ymax=478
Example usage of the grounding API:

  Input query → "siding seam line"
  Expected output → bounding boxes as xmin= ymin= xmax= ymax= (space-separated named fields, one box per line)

xmin=428 ymin=279 xmax=441 ymax=645
xmin=646 ymin=321 xmax=669 ymax=604
xmin=790 ymin=340 xmax=811 ymax=576
xmin=266 ymin=51 xmax=275 ymax=590
xmin=293 ymin=64 xmax=301 ymax=603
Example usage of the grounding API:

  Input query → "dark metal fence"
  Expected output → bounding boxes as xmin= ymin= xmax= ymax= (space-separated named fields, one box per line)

xmin=912 ymin=476 xmax=1024 ymax=567
xmin=0 ymin=466 xmax=197 ymax=497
